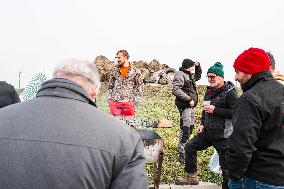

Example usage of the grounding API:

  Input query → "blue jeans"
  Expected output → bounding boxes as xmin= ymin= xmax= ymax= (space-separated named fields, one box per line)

xmin=228 ymin=176 xmax=284 ymax=189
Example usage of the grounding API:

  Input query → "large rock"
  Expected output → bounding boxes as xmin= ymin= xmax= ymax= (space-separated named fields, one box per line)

xmin=133 ymin=60 xmax=148 ymax=70
xmin=93 ymin=55 xmax=114 ymax=82
xmin=148 ymin=59 xmax=162 ymax=72
xmin=93 ymin=55 xmax=176 ymax=84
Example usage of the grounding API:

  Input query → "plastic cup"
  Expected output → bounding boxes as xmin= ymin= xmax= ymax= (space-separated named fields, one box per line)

xmin=203 ymin=101 xmax=211 ymax=106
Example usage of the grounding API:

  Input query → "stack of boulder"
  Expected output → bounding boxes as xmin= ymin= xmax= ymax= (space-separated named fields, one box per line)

xmin=93 ymin=55 xmax=176 ymax=85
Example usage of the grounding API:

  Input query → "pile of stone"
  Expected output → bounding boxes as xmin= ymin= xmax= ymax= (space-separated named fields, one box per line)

xmin=93 ymin=55 xmax=176 ymax=85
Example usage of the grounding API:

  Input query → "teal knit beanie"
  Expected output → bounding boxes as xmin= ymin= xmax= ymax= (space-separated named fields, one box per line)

xmin=207 ymin=62 xmax=224 ymax=77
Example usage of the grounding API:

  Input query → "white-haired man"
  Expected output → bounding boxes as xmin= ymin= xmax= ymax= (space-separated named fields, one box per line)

xmin=0 ymin=59 xmax=148 ymax=189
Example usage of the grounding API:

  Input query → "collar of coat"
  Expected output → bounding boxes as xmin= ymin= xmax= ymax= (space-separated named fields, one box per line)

xmin=205 ymin=81 xmax=235 ymax=100
xmin=241 ymin=70 xmax=273 ymax=92
xmin=36 ymin=78 xmax=97 ymax=107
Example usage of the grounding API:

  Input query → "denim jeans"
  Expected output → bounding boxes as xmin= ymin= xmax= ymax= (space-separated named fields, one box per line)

xmin=228 ymin=177 xmax=284 ymax=189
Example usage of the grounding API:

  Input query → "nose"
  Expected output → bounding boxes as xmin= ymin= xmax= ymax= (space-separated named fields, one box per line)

xmin=234 ymin=75 xmax=238 ymax=81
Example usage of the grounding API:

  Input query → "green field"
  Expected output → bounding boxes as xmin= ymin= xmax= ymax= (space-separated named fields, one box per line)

xmin=96 ymin=83 xmax=223 ymax=185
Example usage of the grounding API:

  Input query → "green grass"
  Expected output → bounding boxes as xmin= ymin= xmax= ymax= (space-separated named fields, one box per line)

xmin=96 ymin=83 xmax=222 ymax=185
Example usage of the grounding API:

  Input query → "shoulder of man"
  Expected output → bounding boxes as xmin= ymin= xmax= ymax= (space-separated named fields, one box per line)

xmin=174 ymin=70 xmax=187 ymax=78
xmin=0 ymin=81 xmax=14 ymax=91
xmin=128 ymin=64 xmax=141 ymax=75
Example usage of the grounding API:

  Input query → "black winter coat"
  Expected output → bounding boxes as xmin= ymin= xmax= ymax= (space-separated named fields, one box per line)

xmin=172 ymin=65 xmax=202 ymax=109
xmin=0 ymin=81 xmax=20 ymax=108
xmin=228 ymin=71 xmax=284 ymax=185
xmin=201 ymin=81 xmax=238 ymax=140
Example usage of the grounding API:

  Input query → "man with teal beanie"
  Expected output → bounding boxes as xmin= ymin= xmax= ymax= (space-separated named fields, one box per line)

xmin=176 ymin=62 xmax=238 ymax=189
xmin=208 ymin=62 xmax=224 ymax=77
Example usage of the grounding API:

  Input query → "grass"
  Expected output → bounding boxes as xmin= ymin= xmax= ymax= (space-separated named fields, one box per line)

xmin=96 ymin=83 xmax=223 ymax=185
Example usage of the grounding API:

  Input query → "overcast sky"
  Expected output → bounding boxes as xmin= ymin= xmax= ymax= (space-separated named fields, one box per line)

xmin=1 ymin=0 xmax=283 ymax=88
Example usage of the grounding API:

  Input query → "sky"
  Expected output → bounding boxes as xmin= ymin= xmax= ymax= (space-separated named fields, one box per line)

xmin=1 ymin=0 xmax=284 ymax=88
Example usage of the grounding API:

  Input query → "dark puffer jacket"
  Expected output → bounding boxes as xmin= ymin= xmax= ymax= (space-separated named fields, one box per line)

xmin=201 ymin=81 xmax=238 ymax=140
xmin=228 ymin=71 xmax=284 ymax=186
xmin=172 ymin=65 xmax=202 ymax=109
xmin=0 ymin=81 xmax=20 ymax=108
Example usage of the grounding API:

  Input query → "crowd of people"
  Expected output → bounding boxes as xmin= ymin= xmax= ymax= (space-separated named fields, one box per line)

xmin=0 ymin=48 xmax=283 ymax=189
xmin=173 ymin=48 xmax=284 ymax=189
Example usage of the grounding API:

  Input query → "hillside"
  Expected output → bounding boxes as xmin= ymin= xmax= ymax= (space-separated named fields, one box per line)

xmin=96 ymin=83 xmax=222 ymax=185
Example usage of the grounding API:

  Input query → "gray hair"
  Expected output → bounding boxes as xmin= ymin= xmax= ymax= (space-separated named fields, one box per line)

xmin=53 ymin=59 xmax=101 ymax=91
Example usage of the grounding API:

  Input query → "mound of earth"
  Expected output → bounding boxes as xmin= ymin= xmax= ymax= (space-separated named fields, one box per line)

xmin=93 ymin=55 xmax=176 ymax=85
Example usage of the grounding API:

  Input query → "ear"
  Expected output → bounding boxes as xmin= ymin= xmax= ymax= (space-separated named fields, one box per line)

xmin=90 ymin=91 xmax=97 ymax=101
xmin=90 ymin=85 xmax=100 ymax=101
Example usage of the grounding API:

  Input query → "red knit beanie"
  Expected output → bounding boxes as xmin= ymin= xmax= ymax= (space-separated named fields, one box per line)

xmin=233 ymin=48 xmax=270 ymax=74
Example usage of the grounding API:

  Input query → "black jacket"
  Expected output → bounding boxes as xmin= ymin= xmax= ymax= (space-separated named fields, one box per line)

xmin=228 ymin=71 xmax=284 ymax=185
xmin=201 ymin=81 xmax=238 ymax=140
xmin=0 ymin=78 xmax=148 ymax=189
xmin=0 ymin=81 xmax=20 ymax=108
xmin=172 ymin=65 xmax=202 ymax=109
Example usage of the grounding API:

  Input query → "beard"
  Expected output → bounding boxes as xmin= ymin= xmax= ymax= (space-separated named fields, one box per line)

xmin=238 ymin=74 xmax=251 ymax=89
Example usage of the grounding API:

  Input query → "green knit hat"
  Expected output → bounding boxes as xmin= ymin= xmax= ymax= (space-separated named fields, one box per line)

xmin=207 ymin=62 xmax=224 ymax=77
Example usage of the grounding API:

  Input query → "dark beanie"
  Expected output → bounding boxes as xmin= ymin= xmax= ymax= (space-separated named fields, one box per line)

xmin=181 ymin=59 xmax=195 ymax=69
xmin=233 ymin=48 xmax=270 ymax=74
xmin=207 ymin=62 xmax=224 ymax=77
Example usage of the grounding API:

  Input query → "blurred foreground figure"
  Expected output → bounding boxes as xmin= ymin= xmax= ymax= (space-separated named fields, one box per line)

xmin=0 ymin=81 xmax=20 ymax=108
xmin=0 ymin=59 xmax=147 ymax=189
xmin=228 ymin=48 xmax=284 ymax=189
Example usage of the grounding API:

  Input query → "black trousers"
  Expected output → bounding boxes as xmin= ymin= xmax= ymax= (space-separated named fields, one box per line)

xmin=184 ymin=133 xmax=229 ymax=189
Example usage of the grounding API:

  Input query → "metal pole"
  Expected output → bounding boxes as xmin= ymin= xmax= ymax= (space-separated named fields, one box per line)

xmin=18 ymin=71 xmax=22 ymax=89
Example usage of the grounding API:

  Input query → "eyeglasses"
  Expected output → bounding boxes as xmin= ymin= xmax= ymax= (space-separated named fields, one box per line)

xmin=207 ymin=75 xmax=217 ymax=79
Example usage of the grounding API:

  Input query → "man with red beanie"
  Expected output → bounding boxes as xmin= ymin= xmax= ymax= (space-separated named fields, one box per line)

xmin=228 ymin=47 xmax=284 ymax=189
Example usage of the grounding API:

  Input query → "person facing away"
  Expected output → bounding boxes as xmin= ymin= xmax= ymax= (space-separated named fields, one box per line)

xmin=0 ymin=59 xmax=148 ymax=189
xmin=108 ymin=50 xmax=143 ymax=118
xmin=172 ymin=58 xmax=202 ymax=163
xmin=176 ymin=62 xmax=238 ymax=189
xmin=228 ymin=47 xmax=284 ymax=189
xmin=267 ymin=51 xmax=284 ymax=85
xmin=0 ymin=81 xmax=20 ymax=108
